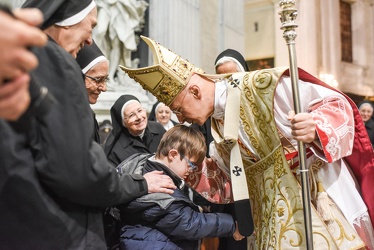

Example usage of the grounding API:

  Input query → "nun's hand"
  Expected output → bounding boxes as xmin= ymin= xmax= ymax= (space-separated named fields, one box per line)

xmin=144 ymin=171 xmax=176 ymax=194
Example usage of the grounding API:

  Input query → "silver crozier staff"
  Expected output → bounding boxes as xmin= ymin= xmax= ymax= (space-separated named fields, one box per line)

xmin=278 ymin=1 xmax=314 ymax=249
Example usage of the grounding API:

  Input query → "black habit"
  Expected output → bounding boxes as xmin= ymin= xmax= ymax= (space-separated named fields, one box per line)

xmin=0 ymin=37 xmax=148 ymax=249
xmin=365 ymin=118 xmax=374 ymax=147
xmin=105 ymin=121 xmax=166 ymax=167
xmin=104 ymin=95 xmax=166 ymax=167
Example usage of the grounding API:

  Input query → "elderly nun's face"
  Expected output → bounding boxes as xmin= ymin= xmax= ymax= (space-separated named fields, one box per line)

xmin=84 ymin=60 xmax=109 ymax=104
xmin=359 ymin=103 xmax=373 ymax=122
xmin=123 ymin=101 xmax=147 ymax=136
xmin=216 ymin=61 xmax=241 ymax=74
xmin=156 ymin=103 xmax=172 ymax=126
xmin=57 ymin=7 xmax=98 ymax=58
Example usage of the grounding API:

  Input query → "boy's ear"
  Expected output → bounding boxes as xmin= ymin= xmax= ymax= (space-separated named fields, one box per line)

xmin=168 ymin=149 xmax=178 ymax=161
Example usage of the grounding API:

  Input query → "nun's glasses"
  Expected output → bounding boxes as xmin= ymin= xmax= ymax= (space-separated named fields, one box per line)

xmin=84 ymin=74 xmax=110 ymax=87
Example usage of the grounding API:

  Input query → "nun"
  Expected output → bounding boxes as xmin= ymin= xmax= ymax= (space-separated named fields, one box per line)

xmin=358 ymin=101 xmax=374 ymax=147
xmin=213 ymin=48 xmax=251 ymax=250
xmin=192 ymin=48 xmax=248 ymax=153
xmin=148 ymin=101 xmax=178 ymax=131
xmin=104 ymin=95 xmax=166 ymax=167
xmin=215 ymin=48 xmax=250 ymax=74
xmin=76 ymin=40 xmax=109 ymax=143
xmin=0 ymin=1 xmax=176 ymax=249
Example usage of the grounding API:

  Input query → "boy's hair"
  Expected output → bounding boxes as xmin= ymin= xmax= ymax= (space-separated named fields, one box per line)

xmin=156 ymin=125 xmax=206 ymax=164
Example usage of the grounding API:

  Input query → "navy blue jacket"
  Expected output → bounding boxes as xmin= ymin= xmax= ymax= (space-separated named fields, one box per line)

xmin=118 ymin=157 xmax=235 ymax=250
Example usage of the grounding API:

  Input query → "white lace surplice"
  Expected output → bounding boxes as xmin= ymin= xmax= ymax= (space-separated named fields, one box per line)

xmin=274 ymin=76 xmax=374 ymax=248
xmin=208 ymin=76 xmax=374 ymax=248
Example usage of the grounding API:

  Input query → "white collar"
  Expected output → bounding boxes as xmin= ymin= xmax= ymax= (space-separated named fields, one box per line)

xmin=161 ymin=120 xmax=174 ymax=131
xmin=212 ymin=79 xmax=227 ymax=120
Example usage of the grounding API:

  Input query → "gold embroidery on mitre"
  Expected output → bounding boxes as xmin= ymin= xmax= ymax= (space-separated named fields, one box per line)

xmin=119 ymin=36 xmax=204 ymax=106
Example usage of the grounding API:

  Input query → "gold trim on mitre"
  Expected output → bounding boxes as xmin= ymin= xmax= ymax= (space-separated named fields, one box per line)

xmin=119 ymin=36 xmax=204 ymax=106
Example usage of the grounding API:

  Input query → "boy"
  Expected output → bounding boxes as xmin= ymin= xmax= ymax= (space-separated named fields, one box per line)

xmin=117 ymin=125 xmax=243 ymax=250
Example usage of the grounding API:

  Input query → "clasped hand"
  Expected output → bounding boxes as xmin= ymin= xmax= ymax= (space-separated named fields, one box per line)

xmin=288 ymin=110 xmax=317 ymax=143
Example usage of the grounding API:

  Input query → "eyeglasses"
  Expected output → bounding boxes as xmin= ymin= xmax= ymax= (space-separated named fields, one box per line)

xmin=180 ymin=153 xmax=197 ymax=172
xmin=171 ymin=90 xmax=188 ymax=116
xmin=84 ymin=74 xmax=109 ymax=86
xmin=124 ymin=108 xmax=146 ymax=122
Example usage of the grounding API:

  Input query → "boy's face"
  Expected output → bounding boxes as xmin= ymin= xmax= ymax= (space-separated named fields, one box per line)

xmin=169 ymin=151 xmax=198 ymax=179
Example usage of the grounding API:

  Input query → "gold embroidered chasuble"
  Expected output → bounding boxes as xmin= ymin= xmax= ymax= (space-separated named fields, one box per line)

xmin=210 ymin=68 xmax=365 ymax=249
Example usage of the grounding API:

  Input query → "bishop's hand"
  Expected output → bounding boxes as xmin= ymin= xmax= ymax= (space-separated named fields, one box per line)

xmin=288 ymin=110 xmax=317 ymax=143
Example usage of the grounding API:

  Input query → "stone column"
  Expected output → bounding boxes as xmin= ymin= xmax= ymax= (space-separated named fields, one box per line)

xmin=149 ymin=0 xmax=201 ymax=66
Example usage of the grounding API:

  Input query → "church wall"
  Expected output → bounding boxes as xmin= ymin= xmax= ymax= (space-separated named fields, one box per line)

xmin=246 ymin=0 xmax=374 ymax=99
xmin=5 ymin=0 xmax=374 ymax=121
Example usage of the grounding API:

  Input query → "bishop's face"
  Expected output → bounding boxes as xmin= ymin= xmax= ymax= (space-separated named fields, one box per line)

xmin=169 ymin=74 xmax=213 ymax=126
